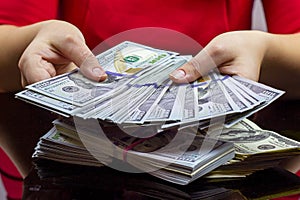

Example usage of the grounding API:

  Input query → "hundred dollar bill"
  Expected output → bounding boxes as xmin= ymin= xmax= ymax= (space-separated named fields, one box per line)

xmin=161 ymin=73 xmax=242 ymax=130
xmin=26 ymin=69 xmax=129 ymax=107
xmin=226 ymin=76 xmax=264 ymax=106
xmin=103 ymin=86 xmax=156 ymax=123
xmin=216 ymin=75 xmax=257 ymax=110
xmin=195 ymin=73 xmax=239 ymax=120
xmin=26 ymin=41 xmax=178 ymax=108
xmin=71 ymin=119 xmax=234 ymax=185
xmin=160 ymin=84 xmax=198 ymax=129
xmin=15 ymin=90 xmax=80 ymax=116
xmin=221 ymin=80 xmax=250 ymax=111
xmin=217 ymin=129 xmax=300 ymax=157
xmin=125 ymin=80 xmax=171 ymax=123
xmin=77 ymin=56 xmax=186 ymax=120
xmin=33 ymin=127 xmax=105 ymax=167
xmin=233 ymin=75 xmax=285 ymax=102
xmin=89 ymin=58 xmax=187 ymax=122
xmin=182 ymin=84 xmax=198 ymax=121
xmin=145 ymin=83 xmax=185 ymax=122
xmin=205 ymin=118 xmax=300 ymax=157
xmin=96 ymin=41 xmax=178 ymax=74
xmin=225 ymin=76 xmax=285 ymax=127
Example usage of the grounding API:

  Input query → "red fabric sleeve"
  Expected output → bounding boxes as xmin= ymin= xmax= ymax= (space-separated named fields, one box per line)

xmin=0 ymin=149 xmax=22 ymax=199
xmin=0 ymin=0 xmax=59 ymax=26
xmin=262 ymin=0 xmax=300 ymax=33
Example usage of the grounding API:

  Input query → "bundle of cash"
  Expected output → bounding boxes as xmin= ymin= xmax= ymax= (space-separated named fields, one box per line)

xmin=15 ymin=41 xmax=285 ymax=130
xmin=203 ymin=119 xmax=300 ymax=179
xmin=32 ymin=117 xmax=300 ymax=185
xmin=33 ymin=118 xmax=235 ymax=185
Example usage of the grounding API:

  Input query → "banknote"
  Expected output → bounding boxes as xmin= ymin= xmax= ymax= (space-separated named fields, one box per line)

xmin=52 ymin=117 xmax=234 ymax=185
xmin=125 ymin=80 xmax=171 ymax=123
xmin=145 ymin=83 xmax=185 ymax=122
xmin=205 ymin=118 xmax=300 ymax=157
xmin=17 ymin=41 xmax=285 ymax=130
xmin=26 ymin=70 xmax=128 ymax=107
xmin=182 ymin=84 xmax=198 ymax=120
xmin=33 ymin=127 xmax=106 ymax=167
xmin=195 ymin=73 xmax=239 ymax=121
xmin=15 ymin=89 xmax=80 ymax=116
xmin=96 ymin=41 xmax=178 ymax=74
xmin=224 ymin=75 xmax=285 ymax=127
xmin=233 ymin=75 xmax=284 ymax=103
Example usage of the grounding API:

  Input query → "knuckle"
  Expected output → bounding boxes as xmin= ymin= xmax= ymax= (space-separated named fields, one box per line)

xmin=63 ymin=34 xmax=91 ymax=62
xmin=18 ymin=54 xmax=28 ymax=70
xmin=207 ymin=43 xmax=226 ymax=58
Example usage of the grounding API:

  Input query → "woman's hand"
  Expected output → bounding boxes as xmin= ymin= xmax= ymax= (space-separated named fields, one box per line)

xmin=170 ymin=31 xmax=270 ymax=83
xmin=18 ymin=20 xmax=107 ymax=86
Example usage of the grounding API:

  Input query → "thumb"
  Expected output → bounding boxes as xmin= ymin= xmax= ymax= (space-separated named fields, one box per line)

xmin=169 ymin=50 xmax=218 ymax=83
xmin=169 ymin=62 xmax=201 ymax=83
xmin=54 ymin=35 xmax=107 ymax=82
xmin=170 ymin=45 xmax=231 ymax=83
xmin=79 ymin=53 xmax=108 ymax=82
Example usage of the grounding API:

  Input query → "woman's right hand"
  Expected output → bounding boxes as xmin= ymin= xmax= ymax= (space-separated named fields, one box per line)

xmin=18 ymin=20 xmax=107 ymax=87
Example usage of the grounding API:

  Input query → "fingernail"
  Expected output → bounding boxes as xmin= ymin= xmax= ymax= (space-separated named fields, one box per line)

xmin=170 ymin=69 xmax=186 ymax=79
xmin=92 ymin=67 xmax=104 ymax=77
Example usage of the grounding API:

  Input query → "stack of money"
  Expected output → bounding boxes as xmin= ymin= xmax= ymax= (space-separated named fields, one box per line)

xmin=33 ymin=118 xmax=235 ymax=185
xmin=32 ymin=117 xmax=300 ymax=185
xmin=15 ymin=41 xmax=285 ymax=130
xmin=203 ymin=119 xmax=300 ymax=180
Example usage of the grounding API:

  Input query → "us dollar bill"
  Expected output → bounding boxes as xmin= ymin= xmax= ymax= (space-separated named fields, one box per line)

xmin=15 ymin=89 xmax=80 ymax=116
xmin=17 ymin=41 xmax=285 ymax=130
xmin=145 ymin=83 xmax=185 ymax=122
xmin=225 ymin=76 xmax=285 ymax=127
xmin=96 ymin=41 xmax=178 ymax=74
xmin=195 ymin=73 xmax=239 ymax=120
xmin=232 ymin=75 xmax=285 ymax=103
xmin=26 ymin=70 xmax=127 ymax=107
xmin=125 ymin=80 xmax=171 ymax=123
xmin=206 ymin=118 xmax=300 ymax=157
xmin=218 ymin=129 xmax=300 ymax=156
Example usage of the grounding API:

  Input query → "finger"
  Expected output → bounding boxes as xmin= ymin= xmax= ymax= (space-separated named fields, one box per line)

xmin=19 ymin=54 xmax=56 ymax=86
xmin=169 ymin=62 xmax=200 ymax=83
xmin=170 ymin=44 xmax=233 ymax=83
xmin=53 ymin=35 xmax=107 ymax=82
xmin=55 ymin=62 xmax=78 ymax=75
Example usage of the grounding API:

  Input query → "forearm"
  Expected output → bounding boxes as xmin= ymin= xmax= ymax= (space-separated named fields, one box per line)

xmin=0 ymin=23 xmax=43 ymax=92
xmin=260 ymin=33 xmax=300 ymax=99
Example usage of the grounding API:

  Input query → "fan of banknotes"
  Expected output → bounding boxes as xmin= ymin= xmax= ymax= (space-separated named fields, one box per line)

xmin=15 ymin=41 xmax=285 ymax=130
xmin=15 ymin=41 xmax=290 ymax=185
